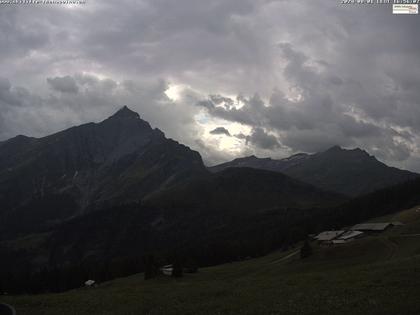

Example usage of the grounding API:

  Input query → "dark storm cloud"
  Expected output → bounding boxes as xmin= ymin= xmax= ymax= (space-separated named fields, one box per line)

xmin=233 ymin=128 xmax=281 ymax=151
xmin=0 ymin=0 xmax=420 ymax=170
xmin=0 ymin=77 xmax=24 ymax=107
xmin=75 ymin=0 xmax=266 ymax=92
xmin=210 ymin=127 xmax=231 ymax=137
xmin=198 ymin=94 xmax=267 ymax=127
xmin=0 ymin=7 xmax=49 ymax=60
xmin=246 ymin=128 xmax=280 ymax=150
xmin=0 ymin=78 xmax=11 ymax=91
xmin=47 ymin=76 xmax=79 ymax=94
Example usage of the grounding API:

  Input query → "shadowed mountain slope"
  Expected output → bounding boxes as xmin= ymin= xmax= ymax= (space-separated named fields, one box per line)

xmin=0 ymin=106 xmax=206 ymax=226
xmin=209 ymin=146 xmax=418 ymax=196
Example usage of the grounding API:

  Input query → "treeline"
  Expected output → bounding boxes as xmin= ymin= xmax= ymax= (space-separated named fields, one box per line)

xmin=0 ymin=253 xmax=198 ymax=294
xmin=0 ymin=258 xmax=142 ymax=295
xmin=322 ymin=177 xmax=420 ymax=229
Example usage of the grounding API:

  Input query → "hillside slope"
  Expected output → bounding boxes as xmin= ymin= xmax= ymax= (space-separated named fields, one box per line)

xmin=5 ymin=168 xmax=344 ymax=269
xmin=146 ymin=167 xmax=344 ymax=211
xmin=4 ymin=205 xmax=420 ymax=315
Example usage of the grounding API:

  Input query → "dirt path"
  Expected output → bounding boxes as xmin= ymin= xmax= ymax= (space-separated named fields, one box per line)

xmin=268 ymin=250 xmax=299 ymax=264
xmin=379 ymin=237 xmax=399 ymax=260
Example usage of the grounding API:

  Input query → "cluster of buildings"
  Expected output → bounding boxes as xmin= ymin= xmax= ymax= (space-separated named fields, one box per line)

xmin=84 ymin=279 xmax=96 ymax=287
xmin=313 ymin=222 xmax=403 ymax=245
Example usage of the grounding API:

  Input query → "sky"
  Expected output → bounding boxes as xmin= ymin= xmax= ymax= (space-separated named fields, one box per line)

xmin=1 ymin=0 xmax=420 ymax=171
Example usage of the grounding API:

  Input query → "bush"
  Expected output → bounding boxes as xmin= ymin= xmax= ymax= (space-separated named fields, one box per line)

xmin=300 ymin=240 xmax=312 ymax=259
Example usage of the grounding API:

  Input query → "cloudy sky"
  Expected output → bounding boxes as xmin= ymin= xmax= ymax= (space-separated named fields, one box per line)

xmin=1 ymin=0 xmax=420 ymax=171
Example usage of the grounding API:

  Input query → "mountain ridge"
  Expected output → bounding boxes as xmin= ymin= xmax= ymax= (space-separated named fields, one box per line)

xmin=209 ymin=146 xmax=418 ymax=196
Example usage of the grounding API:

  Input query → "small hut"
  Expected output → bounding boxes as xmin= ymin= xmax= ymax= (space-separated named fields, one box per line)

xmin=160 ymin=264 xmax=173 ymax=276
xmin=332 ymin=230 xmax=364 ymax=244
xmin=84 ymin=280 xmax=96 ymax=287
xmin=351 ymin=223 xmax=391 ymax=232
xmin=314 ymin=230 xmax=345 ymax=245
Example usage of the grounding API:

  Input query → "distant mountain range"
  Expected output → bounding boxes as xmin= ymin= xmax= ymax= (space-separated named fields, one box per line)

xmin=1 ymin=106 xmax=417 ymax=237
xmin=209 ymin=146 xmax=418 ymax=196
xmin=0 ymin=108 xmax=344 ymax=239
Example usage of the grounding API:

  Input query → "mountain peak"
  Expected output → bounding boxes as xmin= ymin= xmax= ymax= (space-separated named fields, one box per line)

xmin=324 ymin=145 xmax=371 ymax=157
xmin=109 ymin=106 xmax=140 ymax=120
xmin=325 ymin=145 xmax=343 ymax=152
